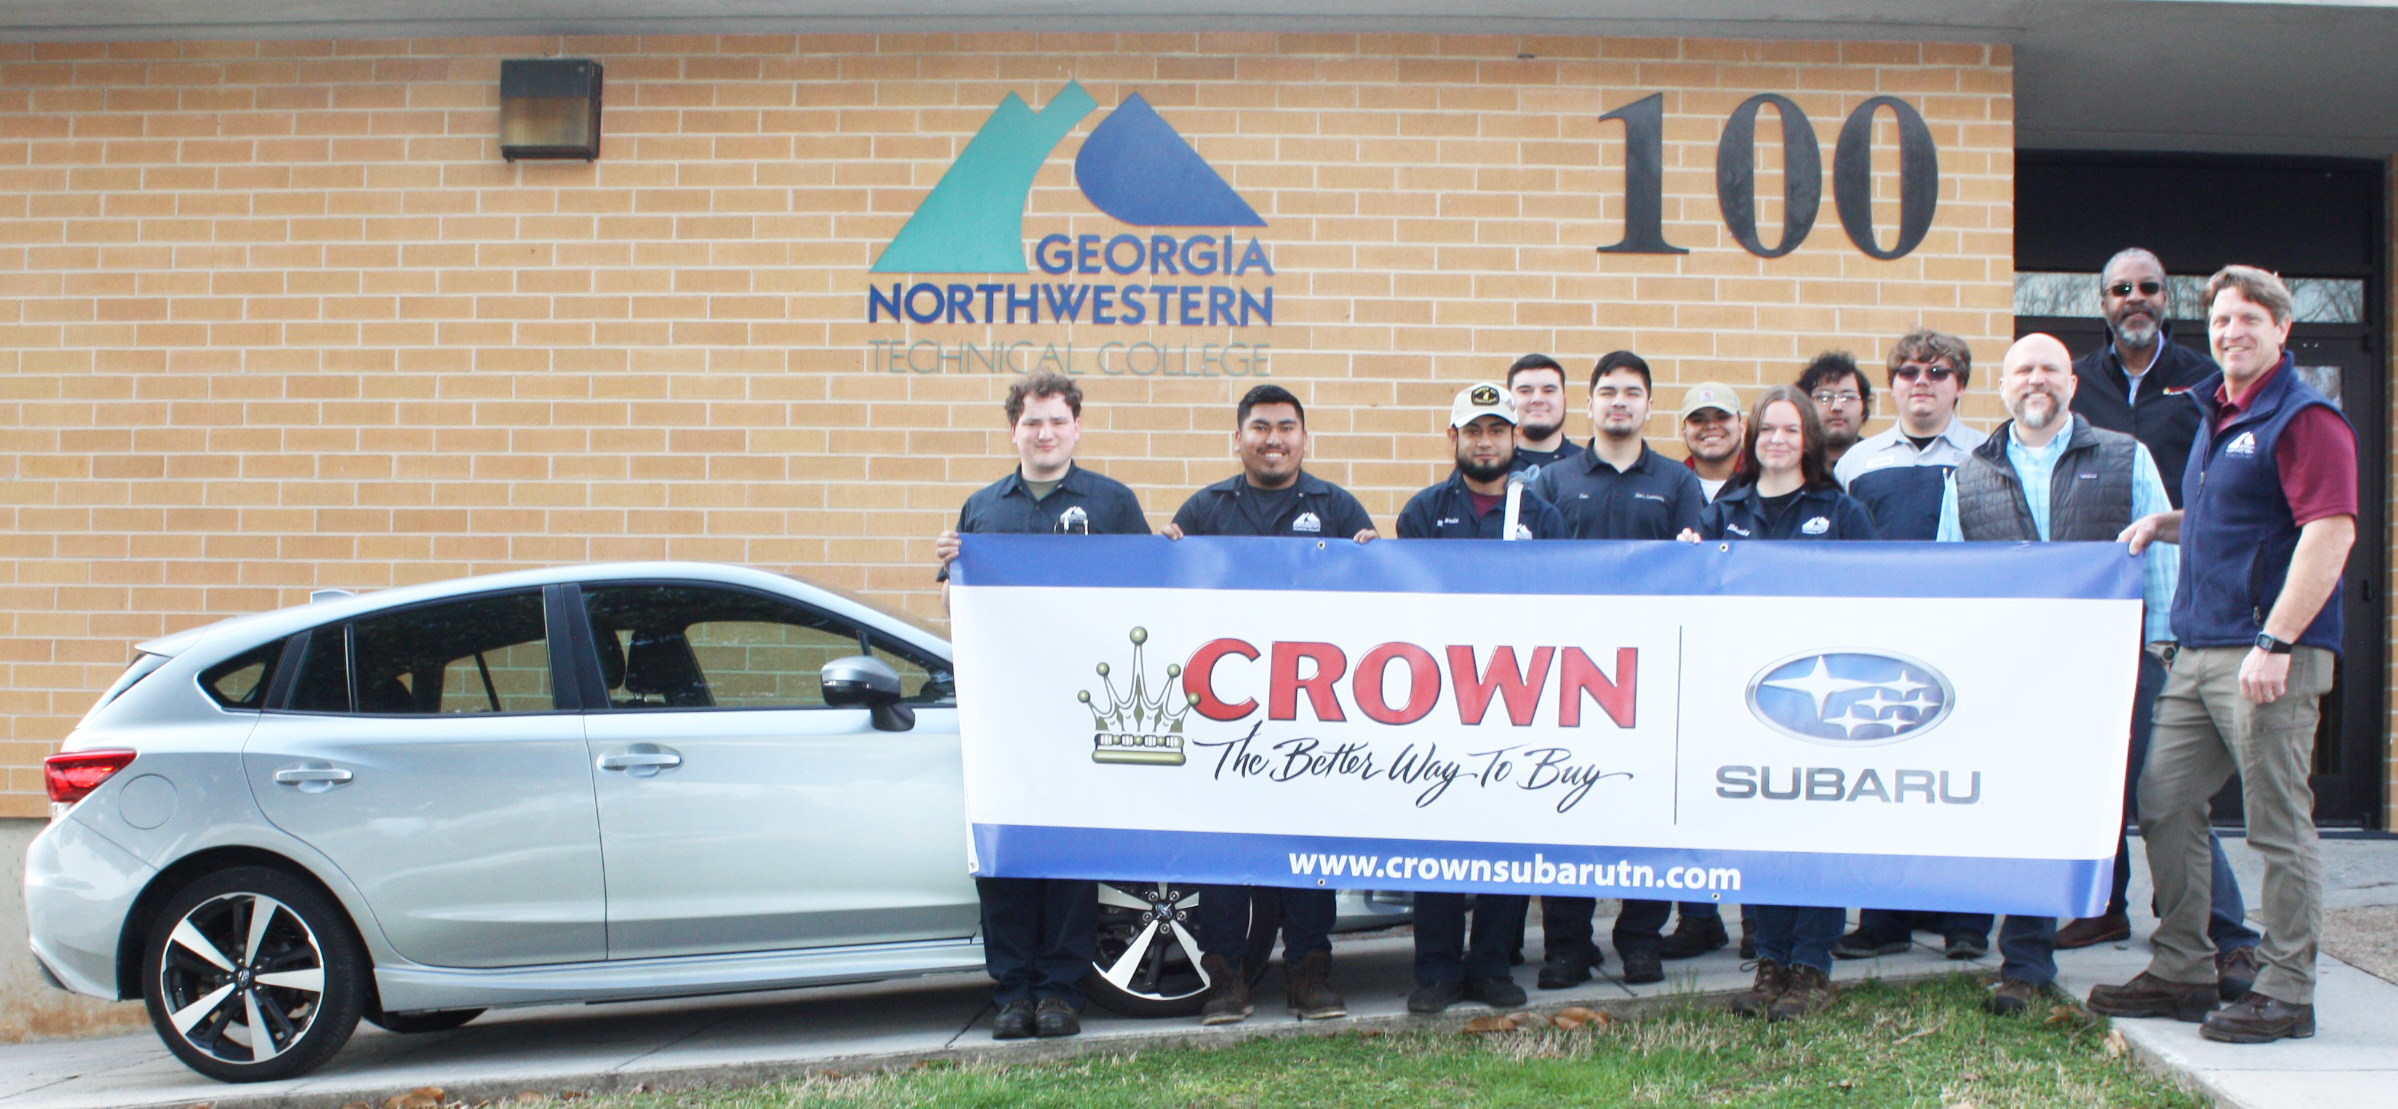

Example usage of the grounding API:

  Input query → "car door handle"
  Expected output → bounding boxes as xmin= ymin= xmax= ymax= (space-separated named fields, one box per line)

xmin=598 ymin=744 xmax=682 ymax=778
xmin=272 ymin=763 xmax=354 ymax=793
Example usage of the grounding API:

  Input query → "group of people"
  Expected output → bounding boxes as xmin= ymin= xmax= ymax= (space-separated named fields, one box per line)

xmin=931 ymin=252 xmax=2355 ymax=1049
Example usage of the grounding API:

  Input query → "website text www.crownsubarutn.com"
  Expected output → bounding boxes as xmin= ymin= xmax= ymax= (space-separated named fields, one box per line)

xmin=1288 ymin=852 xmax=1743 ymax=891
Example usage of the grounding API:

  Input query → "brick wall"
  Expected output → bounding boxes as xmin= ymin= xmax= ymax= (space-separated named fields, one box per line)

xmin=0 ymin=31 xmax=2016 ymax=814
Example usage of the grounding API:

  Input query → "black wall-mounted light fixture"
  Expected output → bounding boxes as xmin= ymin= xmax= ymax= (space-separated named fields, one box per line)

xmin=499 ymin=58 xmax=603 ymax=162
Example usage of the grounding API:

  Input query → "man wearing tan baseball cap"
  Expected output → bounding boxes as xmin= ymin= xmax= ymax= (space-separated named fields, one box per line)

xmin=1680 ymin=381 xmax=1745 ymax=502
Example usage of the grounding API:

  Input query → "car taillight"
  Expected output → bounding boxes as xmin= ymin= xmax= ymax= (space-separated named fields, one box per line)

xmin=44 ymin=750 xmax=137 ymax=805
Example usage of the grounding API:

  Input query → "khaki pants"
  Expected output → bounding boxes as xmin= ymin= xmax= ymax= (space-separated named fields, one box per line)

xmin=2136 ymin=645 xmax=2333 ymax=1005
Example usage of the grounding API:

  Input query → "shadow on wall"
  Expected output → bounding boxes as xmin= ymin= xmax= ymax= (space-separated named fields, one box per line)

xmin=1 ymin=819 xmax=148 ymax=1043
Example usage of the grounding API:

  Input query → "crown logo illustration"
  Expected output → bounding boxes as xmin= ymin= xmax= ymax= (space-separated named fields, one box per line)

xmin=1078 ymin=627 xmax=1196 ymax=766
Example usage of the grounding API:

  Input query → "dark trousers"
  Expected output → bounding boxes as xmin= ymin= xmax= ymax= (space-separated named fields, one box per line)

xmin=1669 ymin=901 xmax=1748 ymax=925
xmin=1542 ymin=896 xmax=1671 ymax=958
xmin=1855 ymin=907 xmax=1994 ymax=943
xmin=1413 ymin=893 xmax=1528 ymax=983
xmin=1195 ymin=885 xmax=1335 ymax=965
xmin=977 ymin=877 xmax=1096 ymax=1008
xmin=1997 ymin=915 xmax=2059 ymax=986
xmin=2112 ymin=651 xmax=2260 ymax=950
xmin=1752 ymin=905 xmax=1845 ymax=973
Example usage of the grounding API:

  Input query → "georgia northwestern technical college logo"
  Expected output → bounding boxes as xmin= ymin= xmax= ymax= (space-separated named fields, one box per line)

xmin=1745 ymin=651 xmax=1954 ymax=747
xmin=867 ymin=81 xmax=1275 ymax=330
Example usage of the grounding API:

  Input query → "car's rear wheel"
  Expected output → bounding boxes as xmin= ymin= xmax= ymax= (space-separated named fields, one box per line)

xmin=1084 ymin=882 xmax=1278 ymax=1017
xmin=364 ymin=1007 xmax=483 ymax=1034
xmin=140 ymin=866 xmax=366 ymax=1083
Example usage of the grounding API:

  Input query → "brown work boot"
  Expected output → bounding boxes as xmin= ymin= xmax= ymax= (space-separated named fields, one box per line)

xmin=2216 ymin=945 xmax=2261 ymax=1001
xmin=1198 ymin=953 xmax=1252 ymax=1025
xmin=2055 ymin=911 xmax=2132 ymax=949
xmin=1284 ymin=949 xmax=1348 ymax=1019
xmin=2200 ymin=992 xmax=2315 ymax=1043
xmin=1983 ymin=977 xmax=2050 ymax=1016
xmin=2086 ymin=972 xmax=2217 ymax=1022
xmin=1728 ymin=958 xmax=1788 ymax=1018
xmin=1769 ymin=963 xmax=1836 ymax=1021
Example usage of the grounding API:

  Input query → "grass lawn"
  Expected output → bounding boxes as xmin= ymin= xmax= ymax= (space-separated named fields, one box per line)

xmin=566 ymin=974 xmax=2204 ymax=1109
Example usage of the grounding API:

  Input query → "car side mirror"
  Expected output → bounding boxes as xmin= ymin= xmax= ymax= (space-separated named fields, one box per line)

xmin=822 ymin=656 xmax=914 ymax=732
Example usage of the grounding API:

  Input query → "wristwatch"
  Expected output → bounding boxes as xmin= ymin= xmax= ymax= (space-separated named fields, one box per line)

xmin=2254 ymin=632 xmax=2294 ymax=654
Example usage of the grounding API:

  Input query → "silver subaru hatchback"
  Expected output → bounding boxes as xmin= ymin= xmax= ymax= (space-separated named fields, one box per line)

xmin=25 ymin=562 xmax=1405 ymax=1082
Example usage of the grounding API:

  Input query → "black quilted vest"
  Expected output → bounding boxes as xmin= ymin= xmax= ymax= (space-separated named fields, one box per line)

xmin=1953 ymin=415 xmax=2139 ymax=542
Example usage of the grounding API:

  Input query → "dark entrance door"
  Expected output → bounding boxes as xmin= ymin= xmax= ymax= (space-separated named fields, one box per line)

xmin=2014 ymin=152 xmax=2387 ymax=829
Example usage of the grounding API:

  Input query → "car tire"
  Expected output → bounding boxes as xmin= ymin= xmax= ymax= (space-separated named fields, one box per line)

xmin=139 ymin=866 xmax=368 ymax=1083
xmin=363 ymin=1007 xmax=484 ymax=1034
xmin=1084 ymin=881 xmax=1279 ymax=1018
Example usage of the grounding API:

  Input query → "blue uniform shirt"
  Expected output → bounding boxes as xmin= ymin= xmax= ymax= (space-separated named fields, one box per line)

xmin=1171 ymin=471 xmax=1376 ymax=538
xmin=1527 ymin=441 xmax=1705 ymax=540
xmin=939 ymin=463 xmax=1149 ymax=580
xmin=1396 ymin=472 xmax=1570 ymax=540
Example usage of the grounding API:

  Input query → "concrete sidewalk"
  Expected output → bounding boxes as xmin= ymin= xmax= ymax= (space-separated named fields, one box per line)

xmin=2 ymin=834 xmax=2390 ymax=1109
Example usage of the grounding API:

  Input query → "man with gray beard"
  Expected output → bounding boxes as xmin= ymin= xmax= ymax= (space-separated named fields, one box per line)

xmin=2070 ymin=248 xmax=2216 ymax=505
xmin=1935 ymin=333 xmax=2180 ymax=1014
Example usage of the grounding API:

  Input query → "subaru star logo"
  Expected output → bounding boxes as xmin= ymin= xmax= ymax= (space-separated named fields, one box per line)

xmin=1745 ymin=650 xmax=1953 ymax=747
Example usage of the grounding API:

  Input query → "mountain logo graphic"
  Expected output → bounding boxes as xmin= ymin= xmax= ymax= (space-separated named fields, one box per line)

xmin=873 ymin=81 xmax=1264 ymax=275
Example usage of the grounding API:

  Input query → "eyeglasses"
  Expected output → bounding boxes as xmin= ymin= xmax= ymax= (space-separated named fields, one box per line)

xmin=1811 ymin=390 xmax=1862 ymax=405
xmin=1892 ymin=364 xmax=1956 ymax=383
xmin=2107 ymin=280 xmax=2165 ymax=298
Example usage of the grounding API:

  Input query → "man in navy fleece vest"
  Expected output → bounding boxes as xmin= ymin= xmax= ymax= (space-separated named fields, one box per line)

xmin=2088 ymin=267 xmax=2357 ymax=1046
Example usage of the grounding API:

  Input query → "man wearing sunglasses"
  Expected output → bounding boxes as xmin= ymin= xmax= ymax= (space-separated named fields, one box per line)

xmin=2070 ymin=249 xmax=2215 ymax=511
xmin=1832 ymin=330 xmax=1988 ymax=541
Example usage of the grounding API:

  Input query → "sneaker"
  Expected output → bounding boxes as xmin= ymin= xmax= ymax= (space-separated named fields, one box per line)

xmin=2054 ymin=911 xmax=2131 ymax=949
xmin=1658 ymin=914 xmax=1729 ymax=960
xmin=993 ymin=999 xmax=1036 ymax=1040
xmin=1537 ymin=949 xmax=1595 ymax=989
xmin=2086 ymin=972 xmax=2218 ymax=1023
xmin=1832 ymin=930 xmax=1911 ymax=959
xmin=1738 ymin=916 xmax=1756 ymax=960
xmin=1199 ymin=953 xmax=1253 ymax=1025
xmin=2216 ymin=945 xmax=2260 ymax=1002
xmin=1620 ymin=947 xmax=1665 ymax=985
xmin=1983 ymin=978 xmax=2048 ymax=1016
xmin=1284 ymin=949 xmax=1348 ymax=1020
xmin=1033 ymin=997 xmax=1080 ymax=1038
xmin=1944 ymin=931 xmax=1990 ymax=960
xmin=1729 ymin=958 xmax=1787 ymax=1018
xmin=2200 ymin=993 xmax=2315 ymax=1043
xmin=1464 ymin=975 xmax=1527 ymax=1008
xmin=1407 ymin=978 xmax=1465 ymax=1014
xmin=1769 ymin=963 xmax=1836 ymax=1021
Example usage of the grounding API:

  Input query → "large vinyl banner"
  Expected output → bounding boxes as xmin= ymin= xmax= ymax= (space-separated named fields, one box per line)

xmin=950 ymin=536 xmax=2145 ymax=917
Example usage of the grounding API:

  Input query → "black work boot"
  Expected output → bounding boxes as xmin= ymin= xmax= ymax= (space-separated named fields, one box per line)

xmin=1537 ymin=947 xmax=1597 ymax=989
xmin=993 ymin=999 xmax=1036 ymax=1039
xmin=1199 ymin=953 xmax=1252 ymax=1025
xmin=1284 ymin=949 xmax=1348 ymax=1019
xmin=1659 ymin=914 xmax=1729 ymax=960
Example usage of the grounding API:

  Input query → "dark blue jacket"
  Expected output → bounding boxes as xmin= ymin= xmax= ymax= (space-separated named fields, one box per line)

xmin=1698 ymin=482 xmax=1879 ymax=542
xmin=1171 ymin=471 xmax=1376 ymax=538
xmin=2172 ymin=355 xmax=2350 ymax=652
xmin=1845 ymin=464 xmax=1952 ymax=541
xmin=1509 ymin=438 xmax=1586 ymax=484
xmin=2071 ymin=325 xmax=2214 ymax=508
xmin=1527 ymin=442 xmax=1705 ymax=540
xmin=1396 ymin=473 xmax=1570 ymax=540
xmin=940 ymin=463 xmax=1149 ymax=580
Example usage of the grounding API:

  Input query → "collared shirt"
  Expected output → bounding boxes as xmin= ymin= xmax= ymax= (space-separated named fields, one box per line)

xmin=1832 ymin=417 xmax=1988 ymax=490
xmin=1935 ymin=420 xmax=2178 ymax=641
xmin=1526 ymin=441 xmax=1706 ymax=540
xmin=1171 ymin=470 xmax=1376 ymax=538
xmin=939 ymin=463 xmax=1149 ymax=581
xmin=1396 ymin=471 xmax=1570 ymax=540
xmin=1509 ymin=437 xmax=1585 ymax=483
xmin=2070 ymin=326 xmax=2213 ymax=507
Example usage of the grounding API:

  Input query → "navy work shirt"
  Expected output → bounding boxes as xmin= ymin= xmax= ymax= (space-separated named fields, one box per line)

xmin=1396 ymin=472 xmax=1570 ymax=540
xmin=1698 ymin=482 xmax=1879 ymax=542
xmin=1172 ymin=471 xmax=1376 ymax=538
xmin=1510 ymin=438 xmax=1586 ymax=483
xmin=1527 ymin=441 xmax=1706 ymax=540
xmin=938 ymin=463 xmax=1149 ymax=580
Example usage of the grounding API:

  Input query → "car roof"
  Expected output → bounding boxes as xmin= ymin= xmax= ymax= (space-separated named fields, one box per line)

xmin=134 ymin=562 xmax=948 ymax=661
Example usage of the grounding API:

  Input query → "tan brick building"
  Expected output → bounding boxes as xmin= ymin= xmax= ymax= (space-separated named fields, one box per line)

xmin=0 ymin=2 xmax=2392 ymax=1038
